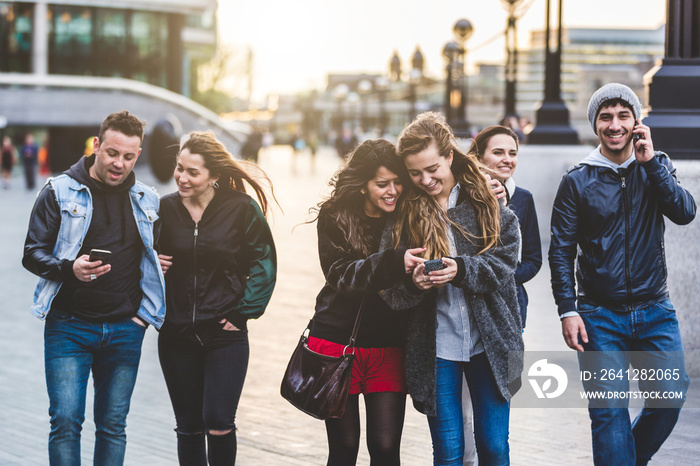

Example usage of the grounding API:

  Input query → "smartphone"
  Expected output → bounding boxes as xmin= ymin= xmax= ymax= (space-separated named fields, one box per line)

xmin=89 ymin=249 xmax=112 ymax=265
xmin=423 ymin=259 xmax=446 ymax=275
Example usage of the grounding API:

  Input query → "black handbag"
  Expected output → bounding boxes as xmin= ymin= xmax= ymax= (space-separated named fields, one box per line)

xmin=280 ymin=298 xmax=365 ymax=420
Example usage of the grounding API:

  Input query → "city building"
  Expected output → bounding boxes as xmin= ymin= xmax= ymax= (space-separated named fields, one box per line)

xmin=518 ymin=26 xmax=665 ymax=141
xmin=0 ymin=0 xmax=246 ymax=172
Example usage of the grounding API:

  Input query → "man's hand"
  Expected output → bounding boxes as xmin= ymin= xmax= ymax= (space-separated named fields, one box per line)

xmin=158 ymin=254 xmax=173 ymax=275
xmin=633 ymin=119 xmax=654 ymax=163
xmin=73 ymin=254 xmax=111 ymax=282
xmin=561 ymin=315 xmax=588 ymax=352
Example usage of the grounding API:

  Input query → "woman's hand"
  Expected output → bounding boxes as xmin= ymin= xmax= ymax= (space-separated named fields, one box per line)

xmin=158 ymin=254 xmax=173 ymax=275
xmin=404 ymin=247 xmax=427 ymax=273
xmin=411 ymin=263 xmax=434 ymax=291
xmin=425 ymin=257 xmax=458 ymax=287
xmin=219 ymin=319 xmax=241 ymax=331
xmin=486 ymin=174 xmax=507 ymax=206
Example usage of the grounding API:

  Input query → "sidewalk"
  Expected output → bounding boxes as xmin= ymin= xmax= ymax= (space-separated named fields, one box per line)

xmin=0 ymin=145 xmax=697 ymax=465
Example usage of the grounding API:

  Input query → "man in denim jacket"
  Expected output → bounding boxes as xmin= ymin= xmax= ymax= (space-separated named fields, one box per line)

xmin=549 ymin=84 xmax=695 ymax=465
xmin=22 ymin=110 xmax=165 ymax=465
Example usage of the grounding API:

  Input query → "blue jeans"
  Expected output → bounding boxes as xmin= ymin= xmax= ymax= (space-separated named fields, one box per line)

xmin=577 ymin=298 xmax=689 ymax=466
xmin=428 ymin=353 xmax=510 ymax=466
xmin=44 ymin=311 xmax=147 ymax=466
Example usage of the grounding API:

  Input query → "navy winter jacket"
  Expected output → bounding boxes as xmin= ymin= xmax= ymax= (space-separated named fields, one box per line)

xmin=549 ymin=152 xmax=696 ymax=315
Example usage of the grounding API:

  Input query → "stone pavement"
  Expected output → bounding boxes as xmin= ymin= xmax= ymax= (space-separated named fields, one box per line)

xmin=0 ymin=145 xmax=697 ymax=465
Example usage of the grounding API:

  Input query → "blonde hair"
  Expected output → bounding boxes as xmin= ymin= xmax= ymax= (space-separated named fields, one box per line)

xmin=395 ymin=112 xmax=501 ymax=256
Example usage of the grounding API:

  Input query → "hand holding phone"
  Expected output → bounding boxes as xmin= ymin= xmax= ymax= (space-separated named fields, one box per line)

xmin=89 ymin=249 xmax=112 ymax=265
xmin=423 ymin=259 xmax=446 ymax=275
xmin=632 ymin=119 xmax=654 ymax=163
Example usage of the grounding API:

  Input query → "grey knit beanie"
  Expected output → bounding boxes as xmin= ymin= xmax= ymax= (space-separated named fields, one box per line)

xmin=587 ymin=83 xmax=641 ymax=133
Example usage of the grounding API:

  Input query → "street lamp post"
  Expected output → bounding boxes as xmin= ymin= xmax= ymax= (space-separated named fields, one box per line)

xmin=452 ymin=19 xmax=474 ymax=137
xmin=333 ymin=83 xmax=349 ymax=133
xmin=528 ymin=0 xmax=579 ymax=144
xmin=443 ymin=41 xmax=460 ymax=128
xmin=501 ymin=0 xmax=535 ymax=118
xmin=375 ymin=76 xmax=389 ymax=136
xmin=358 ymin=79 xmax=372 ymax=131
xmin=408 ymin=46 xmax=424 ymax=122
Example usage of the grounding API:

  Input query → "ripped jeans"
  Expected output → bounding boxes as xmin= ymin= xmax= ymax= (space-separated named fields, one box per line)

xmin=158 ymin=326 xmax=249 ymax=465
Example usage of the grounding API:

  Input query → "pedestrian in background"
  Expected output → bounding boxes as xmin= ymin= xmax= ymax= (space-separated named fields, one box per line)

xmin=470 ymin=125 xmax=542 ymax=329
xmin=22 ymin=110 xmax=165 ymax=465
xmin=20 ymin=133 xmax=39 ymax=190
xmin=306 ymin=139 xmax=424 ymax=466
xmin=389 ymin=112 xmax=523 ymax=465
xmin=1 ymin=135 xmax=15 ymax=189
xmin=550 ymin=83 xmax=695 ymax=465
xmin=156 ymin=131 xmax=277 ymax=465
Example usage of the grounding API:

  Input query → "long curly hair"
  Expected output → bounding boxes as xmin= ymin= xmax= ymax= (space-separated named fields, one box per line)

xmin=179 ymin=131 xmax=276 ymax=215
xmin=311 ymin=139 xmax=409 ymax=258
xmin=395 ymin=112 xmax=501 ymax=257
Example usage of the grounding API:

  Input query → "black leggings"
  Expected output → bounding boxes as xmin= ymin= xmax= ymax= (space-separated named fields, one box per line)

xmin=158 ymin=329 xmax=249 ymax=466
xmin=325 ymin=391 xmax=406 ymax=466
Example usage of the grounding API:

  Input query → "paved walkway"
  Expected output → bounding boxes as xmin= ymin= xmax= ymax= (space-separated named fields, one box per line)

xmin=0 ymin=146 xmax=697 ymax=465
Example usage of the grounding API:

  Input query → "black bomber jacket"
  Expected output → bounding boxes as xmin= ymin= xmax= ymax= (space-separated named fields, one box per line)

xmin=549 ymin=151 xmax=696 ymax=315
xmin=156 ymin=189 xmax=276 ymax=338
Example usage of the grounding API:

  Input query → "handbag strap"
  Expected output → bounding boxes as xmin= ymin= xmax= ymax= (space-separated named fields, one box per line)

xmin=347 ymin=295 xmax=367 ymax=350
xmin=306 ymin=295 xmax=367 ymax=353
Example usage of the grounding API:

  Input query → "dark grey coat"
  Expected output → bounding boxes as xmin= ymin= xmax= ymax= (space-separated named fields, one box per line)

xmin=380 ymin=195 xmax=524 ymax=416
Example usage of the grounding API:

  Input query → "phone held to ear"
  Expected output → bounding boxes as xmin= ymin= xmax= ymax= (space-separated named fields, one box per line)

xmin=89 ymin=249 xmax=112 ymax=265
xmin=423 ymin=259 xmax=446 ymax=275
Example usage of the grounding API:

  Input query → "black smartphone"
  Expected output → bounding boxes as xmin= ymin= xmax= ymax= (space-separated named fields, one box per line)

xmin=89 ymin=249 xmax=112 ymax=265
xmin=423 ymin=259 xmax=446 ymax=275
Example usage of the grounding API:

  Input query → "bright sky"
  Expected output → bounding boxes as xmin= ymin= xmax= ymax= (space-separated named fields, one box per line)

xmin=218 ymin=0 xmax=666 ymax=100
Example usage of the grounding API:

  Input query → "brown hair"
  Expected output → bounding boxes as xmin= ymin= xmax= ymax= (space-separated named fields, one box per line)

xmin=99 ymin=110 xmax=145 ymax=143
xmin=312 ymin=139 xmax=408 ymax=257
xmin=179 ymin=131 xmax=276 ymax=215
xmin=395 ymin=112 xmax=501 ymax=256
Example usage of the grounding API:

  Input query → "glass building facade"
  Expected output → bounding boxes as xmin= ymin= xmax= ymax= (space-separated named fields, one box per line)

xmin=0 ymin=1 xmax=216 ymax=95
xmin=47 ymin=5 xmax=169 ymax=87
xmin=0 ymin=2 xmax=33 ymax=72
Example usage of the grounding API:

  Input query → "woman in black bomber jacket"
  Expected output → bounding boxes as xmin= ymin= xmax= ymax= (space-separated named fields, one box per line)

xmin=308 ymin=139 xmax=424 ymax=466
xmin=156 ymin=131 xmax=276 ymax=465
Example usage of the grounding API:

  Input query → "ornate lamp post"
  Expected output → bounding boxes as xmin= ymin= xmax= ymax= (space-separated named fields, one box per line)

xmin=375 ymin=76 xmax=389 ymax=136
xmin=358 ymin=79 xmax=372 ymax=131
xmin=443 ymin=41 xmax=460 ymax=128
xmin=452 ymin=19 xmax=474 ymax=137
xmin=501 ymin=0 xmax=534 ymax=118
xmin=408 ymin=46 xmax=424 ymax=122
xmin=528 ymin=0 xmax=578 ymax=144
xmin=390 ymin=51 xmax=402 ymax=81
xmin=333 ymin=83 xmax=349 ymax=133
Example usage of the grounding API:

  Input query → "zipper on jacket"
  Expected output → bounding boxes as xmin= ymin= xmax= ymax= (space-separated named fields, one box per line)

xmin=192 ymin=222 xmax=204 ymax=346
xmin=620 ymin=175 xmax=633 ymax=298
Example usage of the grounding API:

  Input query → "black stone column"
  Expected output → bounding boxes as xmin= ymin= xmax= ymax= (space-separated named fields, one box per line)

xmin=527 ymin=0 xmax=579 ymax=144
xmin=643 ymin=0 xmax=700 ymax=159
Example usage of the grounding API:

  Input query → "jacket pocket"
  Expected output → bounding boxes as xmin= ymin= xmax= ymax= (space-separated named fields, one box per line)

xmin=57 ymin=201 xmax=88 ymax=245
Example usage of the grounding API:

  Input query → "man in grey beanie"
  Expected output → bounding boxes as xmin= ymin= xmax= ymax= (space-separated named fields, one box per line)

xmin=549 ymin=83 xmax=695 ymax=465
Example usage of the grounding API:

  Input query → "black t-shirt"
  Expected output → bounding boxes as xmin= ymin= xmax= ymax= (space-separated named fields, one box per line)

xmin=51 ymin=156 xmax=143 ymax=322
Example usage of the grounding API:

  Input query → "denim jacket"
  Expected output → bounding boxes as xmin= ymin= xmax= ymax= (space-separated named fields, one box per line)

xmin=29 ymin=174 xmax=166 ymax=328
